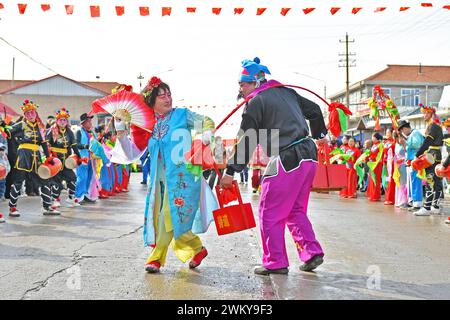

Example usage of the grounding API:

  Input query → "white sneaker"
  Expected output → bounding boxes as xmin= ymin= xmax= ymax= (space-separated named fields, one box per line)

xmin=430 ymin=207 xmax=442 ymax=215
xmin=414 ymin=208 xmax=431 ymax=216
xmin=9 ymin=208 xmax=20 ymax=217
xmin=445 ymin=217 xmax=450 ymax=224
xmin=0 ymin=213 xmax=5 ymax=223
xmin=42 ymin=207 xmax=61 ymax=216
xmin=53 ymin=200 xmax=61 ymax=208
xmin=66 ymin=198 xmax=80 ymax=207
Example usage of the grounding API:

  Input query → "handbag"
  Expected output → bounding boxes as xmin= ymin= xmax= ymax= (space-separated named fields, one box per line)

xmin=312 ymin=144 xmax=347 ymax=191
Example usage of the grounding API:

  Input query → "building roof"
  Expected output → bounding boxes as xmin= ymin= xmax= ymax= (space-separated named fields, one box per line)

xmin=0 ymin=74 xmax=121 ymax=95
xmin=365 ymin=65 xmax=450 ymax=83
xmin=330 ymin=64 xmax=450 ymax=99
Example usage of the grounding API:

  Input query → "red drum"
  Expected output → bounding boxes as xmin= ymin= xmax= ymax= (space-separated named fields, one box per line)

xmin=435 ymin=164 xmax=450 ymax=179
xmin=0 ymin=165 xmax=7 ymax=180
xmin=411 ymin=153 xmax=434 ymax=171
xmin=64 ymin=154 xmax=79 ymax=169
xmin=38 ymin=158 xmax=62 ymax=179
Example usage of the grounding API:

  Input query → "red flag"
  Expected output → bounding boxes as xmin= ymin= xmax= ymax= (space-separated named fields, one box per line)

xmin=256 ymin=8 xmax=266 ymax=16
xmin=65 ymin=5 xmax=74 ymax=15
xmin=41 ymin=4 xmax=50 ymax=12
xmin=212 ymin=8 xmax=221 ymax=15
xmin=90 ymin=5 xmax=100 ymax=17
xmin=330 ymin=7 xmax=341 ymax=15
xmin=280 ymin=8 xmax=291 ymax=16
xmin=375 ymin=7 xmax=386 ymax=12
xmin=187 ymin=7 xmax=196 ymax=13
xmin=421 ymin=3 xmax=433 ymax=7
xmin=399 ymin=7 xmax=410 ymax=11
xmin=234 ymin=8 xmax=244 ymax=15
xmin=139 ymin=7 xmax=149 ymax=16
xmin=303 ymin=8 xmax=315 ymax=15
xmin=18 ymin=3 xmax=27 ymax=14
xmin=351 ymin=7 xmax=362 ymax=14
xmin=444 ymin=5 xmax=450 ymax=10
xmin=162 ymin=7 xmax=171 ymax=16
xmin=115 ymin=6 xmax=125 ymax=16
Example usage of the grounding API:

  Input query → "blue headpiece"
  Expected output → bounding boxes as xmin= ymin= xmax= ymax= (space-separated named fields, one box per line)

xmin=239 ymin=57 xmax=271 ymax=83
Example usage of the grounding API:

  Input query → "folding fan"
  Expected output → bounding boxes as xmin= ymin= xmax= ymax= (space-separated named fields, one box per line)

xmin=91 ymin=90 xmax=155 ymax=132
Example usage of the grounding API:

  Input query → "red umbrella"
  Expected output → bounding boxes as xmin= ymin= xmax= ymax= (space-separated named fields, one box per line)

xmin=0 ymin=102 xmax=20 ymax=117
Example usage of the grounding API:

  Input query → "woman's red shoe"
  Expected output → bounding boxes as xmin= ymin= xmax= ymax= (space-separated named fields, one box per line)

xmin=145 ymin=261 xmax=161 ymax=273
xmin=189 ymin=247 xmax=208 ymax=269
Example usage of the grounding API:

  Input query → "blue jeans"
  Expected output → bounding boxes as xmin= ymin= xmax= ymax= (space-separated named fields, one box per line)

xmin=0 ymin=179 xmax=5 ymax=198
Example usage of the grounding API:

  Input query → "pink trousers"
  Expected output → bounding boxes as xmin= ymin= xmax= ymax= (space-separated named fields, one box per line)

xmin=258 ymin=160 xmax=324 ymax=269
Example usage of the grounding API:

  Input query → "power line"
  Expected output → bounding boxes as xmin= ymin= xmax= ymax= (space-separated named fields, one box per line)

xmin=0 ymin=35 xmax=58 ymax=74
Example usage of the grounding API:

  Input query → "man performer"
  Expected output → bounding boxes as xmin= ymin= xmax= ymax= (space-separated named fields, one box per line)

xmin=47 ymin=108 xmax=84 ymax=207
xmin=397 ymin=119 xmax=424 ymax=212
xmin=220 ymin=57 xmax=328 ymax=275
xmin=414 ymin=105 xmax=443 ymax=216
xmin=75 ymin=113 xmax=98 ymax=204
xmin=3 ymin=99 xmax=59 ymax=216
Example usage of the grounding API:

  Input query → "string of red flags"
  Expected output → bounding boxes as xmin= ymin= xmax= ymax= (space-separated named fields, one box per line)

xmin=1 ymin=3 xmax=450 ymax=17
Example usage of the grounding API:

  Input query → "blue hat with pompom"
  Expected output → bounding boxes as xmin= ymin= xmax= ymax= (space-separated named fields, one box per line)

xmin=239 ymin=57 xmax=271 ymax=83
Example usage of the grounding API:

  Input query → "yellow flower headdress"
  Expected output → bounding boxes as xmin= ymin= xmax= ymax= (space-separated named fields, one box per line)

xmin=20 ymin=99 xmax=38 ymax=113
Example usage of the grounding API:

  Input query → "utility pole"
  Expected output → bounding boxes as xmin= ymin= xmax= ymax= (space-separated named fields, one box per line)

xmin=339 ymin=33 xmax=356 ymax=107
xmin=12 ymin=57 xmax=15 ymax=88
xmin=137 ymin=72 xmax=144 ymax=91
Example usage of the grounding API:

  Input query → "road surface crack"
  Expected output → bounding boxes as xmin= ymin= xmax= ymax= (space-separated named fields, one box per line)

xmin=20 ymin=226 xmax=142 ymax=300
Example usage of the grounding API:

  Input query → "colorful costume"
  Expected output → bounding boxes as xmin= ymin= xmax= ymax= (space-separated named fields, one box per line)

xmin=393 ymin=142 xmax=408 ymax=206
xmin=366 ymin=140 xmax=383 ymax=201
xmin=114 ymin=107 xmax=218 ymax=267
xmin=340 ymin=146 xmax=360 ymax=198
xmin=226 ymin=58 xmax=327 ymax=272
xmin=4 ymin=100 xmax=56 ymax=214
xmin=416 ymin=120 xmax=443 ymax=210
xmin=75 ymin=120 xmax=100 ymax=202
xmin=405 ymin=129 xmax=424 ymax=208
xmin=46 ymin=108 xmax=81 ymax=205
xmin=383 ymin=137 xmax=396 ymax=205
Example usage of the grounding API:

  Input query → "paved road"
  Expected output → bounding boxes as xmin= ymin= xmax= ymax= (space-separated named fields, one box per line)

xmin=0 ymin=175 xmax=449 ymax=300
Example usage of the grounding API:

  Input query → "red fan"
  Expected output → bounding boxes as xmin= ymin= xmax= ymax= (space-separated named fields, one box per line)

xmin=91 ymin=90 xmax=155 ymax=132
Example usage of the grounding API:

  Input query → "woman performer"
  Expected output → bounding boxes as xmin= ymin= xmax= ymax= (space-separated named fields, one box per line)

xmin=340 ymin=137 xmax=360 ymax=198
xmin=249 ymin=144 xmax=269 ymax=194
xmin=383 ymin=128 xmax=396 ymax=205
xmin=47 ymin=108 xmax=83 ymax=207
xmin=366 ymin=132 xmax=384 ymax=202
xmin=112 ymin=76 xmax=217 ymax=273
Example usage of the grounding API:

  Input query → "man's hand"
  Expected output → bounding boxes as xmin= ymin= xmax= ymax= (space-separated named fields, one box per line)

xmin=45 ymin=156 xmax=55 ymax=165
xmin=316 ymin=138 xmax=328 ymax=147
xmin=220 ymin=174 xmax=234 ymax=189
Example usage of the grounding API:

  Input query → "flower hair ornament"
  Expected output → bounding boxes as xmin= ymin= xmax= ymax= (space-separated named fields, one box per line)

xmin=420 ymin=103 xmax=436 ymax=114
xmin=142 ymin=76 xmax=162 ymax=98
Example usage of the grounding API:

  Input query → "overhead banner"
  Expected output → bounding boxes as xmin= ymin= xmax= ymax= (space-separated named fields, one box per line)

xmin=0 ymin=3 xmax=448 ymax=17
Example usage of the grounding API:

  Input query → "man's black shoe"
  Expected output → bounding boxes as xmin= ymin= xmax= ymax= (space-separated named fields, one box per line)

xmin=254 ymin=266 xmax=289 ymax=276
xmin=299 ymin=255 xmax=323 ymax=272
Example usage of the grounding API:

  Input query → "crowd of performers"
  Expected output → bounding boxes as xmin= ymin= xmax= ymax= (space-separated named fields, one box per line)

xmin=0 ymin=100 xmax=133 ymax=221
xmin=8 ymin=57 xmax=446 ymax=278
xmin=329 ymin=104 xmax=450 ymax=218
